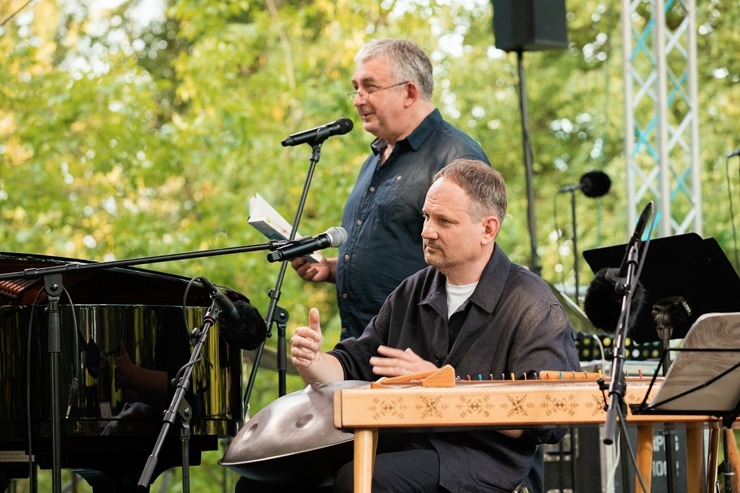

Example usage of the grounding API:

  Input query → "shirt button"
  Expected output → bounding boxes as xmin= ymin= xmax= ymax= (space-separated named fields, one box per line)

xmin=341 ymin=327 xmax=348 ymax=333
xmin=369 ymin=186 xmax=376 ymax=192
xmin=342 ymin=293 xmax=349 ymax=299
xmin=395 ymin=175 xmax=402 ymax=181
xmin=356 ymin=219 xmax=362 ymax=226
xmin=344 ymin=254 xmax=350 ymax=260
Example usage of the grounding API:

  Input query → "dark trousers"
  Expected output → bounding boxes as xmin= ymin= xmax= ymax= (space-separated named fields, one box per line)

xmin=333 ymin=447 xmax=446 ymax=493
xmin=234 ymin=434 xmax=447 ymax=493
xmin=235 ymin=448 xmax=444 ymax=493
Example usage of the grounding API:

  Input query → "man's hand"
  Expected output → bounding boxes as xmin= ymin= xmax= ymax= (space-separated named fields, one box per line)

xmin=290 ymin=255 xmax=337 ymax=283
xmin=369 ymin=345 xmax=437 ymax=377
xmin=114 ymin=345 xmax=135 ymax=391
xmin=290 ymin=307 xmax=344 ymax=384
xmin=290 ymin=307 xmax=324 ymax=370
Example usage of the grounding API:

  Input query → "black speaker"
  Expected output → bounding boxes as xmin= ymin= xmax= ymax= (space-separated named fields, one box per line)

xmin=492 ymin=0 xmax=568 ymax=52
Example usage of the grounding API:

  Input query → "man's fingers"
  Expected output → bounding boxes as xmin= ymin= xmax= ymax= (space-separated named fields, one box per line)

xmin=308 ymin=307 xmax=321 ymax=332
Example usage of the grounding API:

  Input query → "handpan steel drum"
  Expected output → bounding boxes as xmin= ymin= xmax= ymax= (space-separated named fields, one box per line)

xmin=221 ymin=380 xmax=369 ymax=486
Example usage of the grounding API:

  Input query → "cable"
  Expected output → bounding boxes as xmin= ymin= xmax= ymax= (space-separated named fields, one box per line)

xmin=25 ymin=289 xmax=43 ymax=493
xmin=725 ymin=153 xmax=739 ymax=270
xmin=552 ymin=193 xmax=568 ymax=292
xmin=590 ymin=333 xmax=608 ymax=377
xmin=62 ymin=289 xmax=81 ymax=420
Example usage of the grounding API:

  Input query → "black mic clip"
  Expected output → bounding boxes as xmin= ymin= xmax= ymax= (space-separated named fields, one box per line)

xmin=614 ymin=244 xmax=640 ymax=295
xmin=271 ymin=236 xmax=314 ymax=249
xmin=268 ymin=239 xmax=290 ymax=250
xmin=199 ymin=276 xmax=239 ymax=321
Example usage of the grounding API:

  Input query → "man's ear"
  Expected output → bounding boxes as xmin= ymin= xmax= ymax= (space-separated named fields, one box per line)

xmin=481 ymin=216 xmax=500 ymax=245
xmin=404 ymin=82 xmax=419 ymax=106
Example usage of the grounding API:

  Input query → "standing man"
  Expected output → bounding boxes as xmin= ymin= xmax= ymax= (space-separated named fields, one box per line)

xmin=291 ymin=38 xmax=490 ymax=340
xmin=291 ymin=159 xmax=582 ymax=493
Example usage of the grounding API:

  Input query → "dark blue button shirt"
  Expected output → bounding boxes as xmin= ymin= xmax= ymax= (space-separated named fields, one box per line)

xmin=336 ymin=109 xmax=490 ymax=339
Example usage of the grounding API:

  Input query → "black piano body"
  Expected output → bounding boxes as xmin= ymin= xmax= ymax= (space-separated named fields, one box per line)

xmin=0 ymin=252 xmax=244 ymax=491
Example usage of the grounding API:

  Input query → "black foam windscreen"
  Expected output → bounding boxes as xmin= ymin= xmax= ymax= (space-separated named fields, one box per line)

xmin=218 ymin=299 xmax=267 ymax=350
xmin=580 ymin=171 xmax=611 ymax=198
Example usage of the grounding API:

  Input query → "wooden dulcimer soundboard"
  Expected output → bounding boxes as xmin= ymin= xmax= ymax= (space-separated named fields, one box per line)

xmin=332 ymin=365 xmax=722 ymax=493
xmin=333 ymin=365 xmax=712 ymax=429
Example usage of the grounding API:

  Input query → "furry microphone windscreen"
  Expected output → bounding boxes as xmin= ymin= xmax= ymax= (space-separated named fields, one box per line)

xmin=218 ymin=299 xmax=267 ymax=350
xmin=583 ymin=267 xmax=648 ymax=333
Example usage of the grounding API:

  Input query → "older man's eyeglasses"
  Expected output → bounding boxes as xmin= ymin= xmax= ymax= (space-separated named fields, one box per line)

xmin=347 ymin=81 xmax=409 ymax=101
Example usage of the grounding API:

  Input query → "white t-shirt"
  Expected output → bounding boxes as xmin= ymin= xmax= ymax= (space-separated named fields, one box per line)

xmin=446 ymin=281 xmax=478 ymax=318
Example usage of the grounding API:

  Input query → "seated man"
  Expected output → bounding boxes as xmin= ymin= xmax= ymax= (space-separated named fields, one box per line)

xmin=290 ymin=159 xmax=582 ymax=493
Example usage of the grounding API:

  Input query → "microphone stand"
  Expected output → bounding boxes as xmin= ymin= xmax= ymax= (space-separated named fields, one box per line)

xmin=243 ymin=140 xmax=324 ymax=407
xmin=515 ymin=49 xmax=542 ymax=277
xmin=652 ymin=305 xmax=679 ymax=493
xmin=601 ymin=242 xmax=649 ymax=492
xmin=137 ymin=299 xmax=220 ymax=491
xmin=0 ymin=241 xmax=278 ymax=493
xmin=566 ymin=189 xmax=581 ymax=304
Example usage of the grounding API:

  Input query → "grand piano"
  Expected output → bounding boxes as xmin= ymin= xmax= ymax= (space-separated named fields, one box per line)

xmin=0 ymin=251 xmax=246 ymax=492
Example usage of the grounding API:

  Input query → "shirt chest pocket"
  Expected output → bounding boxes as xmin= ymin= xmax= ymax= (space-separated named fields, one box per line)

xmin=373 ymin=174 xmax=426 ymax=223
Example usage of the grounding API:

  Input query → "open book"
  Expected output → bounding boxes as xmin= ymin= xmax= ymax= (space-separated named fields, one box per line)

xmin=247 ymin=193 xmax=320 ymax=262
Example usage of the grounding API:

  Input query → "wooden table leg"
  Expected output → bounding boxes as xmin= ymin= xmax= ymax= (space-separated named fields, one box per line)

xmin=706 ymin=421 xmax=721 ymax=492
xmin=636 ymin=424 xmax=654 ymax=493
xmin=353 ymin=428 xmax=378 ymax=493
xmin=685 ymin=423 xmax=703 ymax=493
xmin=726 ymin=428 xmax=740 ymax=493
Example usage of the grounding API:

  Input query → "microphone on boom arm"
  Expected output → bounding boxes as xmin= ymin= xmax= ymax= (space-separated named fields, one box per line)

xmin=558 ymin=171 xmax=612 ymax=198
xmin=267 ymin=227 xmax=348 ymax=263
xmin=583 ymin=202 xmax=655 ymax=334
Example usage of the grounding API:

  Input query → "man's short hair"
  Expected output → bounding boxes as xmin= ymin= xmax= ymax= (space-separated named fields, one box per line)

xmin=434 ymin=159 xmax=508 ymax=223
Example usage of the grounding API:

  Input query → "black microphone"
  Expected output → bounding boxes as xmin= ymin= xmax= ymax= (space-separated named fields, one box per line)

xmin=281 ymin=118 xmax=353 ymax=147
xmin=558 ymin=171 xmax=611 ymax=197
xmin=267 ymin=226 xmax=348 ymax=263
xmin=199 ymin=276 xmax=239 ymax=321
xmin=218 ymin=299 xmax=267 ymax=350
xmin=617 ymin=201 xmax=654 ymax=278
xmin=651 ymin=296 xmax=695 ymax=340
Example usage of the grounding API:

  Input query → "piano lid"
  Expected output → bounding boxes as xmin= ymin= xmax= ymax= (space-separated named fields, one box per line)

xmin=0 ymin=251 xmax=246 ymax=307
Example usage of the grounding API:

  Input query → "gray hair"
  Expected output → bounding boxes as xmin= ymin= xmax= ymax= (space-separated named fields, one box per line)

xmin=355 ymin=39 xmax=434 ymax=101
xmin=433 ymin=159 xmax=508 ymax=224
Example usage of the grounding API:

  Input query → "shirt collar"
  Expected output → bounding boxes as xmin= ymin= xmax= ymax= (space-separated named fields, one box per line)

xmin=370 ymin=108 xmax=442 ymax=155
xmin=420 ymin=245 xmax=512 ymax=314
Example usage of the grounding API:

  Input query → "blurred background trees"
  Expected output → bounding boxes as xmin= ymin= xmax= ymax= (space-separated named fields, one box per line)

xmin=1 ymin=0 xmax=737 ymax=491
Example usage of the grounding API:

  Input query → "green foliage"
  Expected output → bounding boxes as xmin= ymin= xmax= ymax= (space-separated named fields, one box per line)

xmin=1 ymin=0 xmax=739 ymax=491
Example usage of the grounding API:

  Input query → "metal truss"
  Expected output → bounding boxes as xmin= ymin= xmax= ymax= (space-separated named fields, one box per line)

xmin=620 ymin=0 xmax=702 ymax=237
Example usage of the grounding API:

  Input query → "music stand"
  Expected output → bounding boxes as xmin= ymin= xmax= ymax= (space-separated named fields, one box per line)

xmin=583 ymin=233 xmax=740 ymax=343
xmin=584 ymin=233 xmax=740 ymax=491
xmin=631 ymin=312 xmax=740 ymax=424
xmin=630 ymin=312 xmax=740 ymax=493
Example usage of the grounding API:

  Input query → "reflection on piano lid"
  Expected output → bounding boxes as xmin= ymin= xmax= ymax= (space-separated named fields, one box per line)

xmin=0 ymin=250 xmax=248 ymax=306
